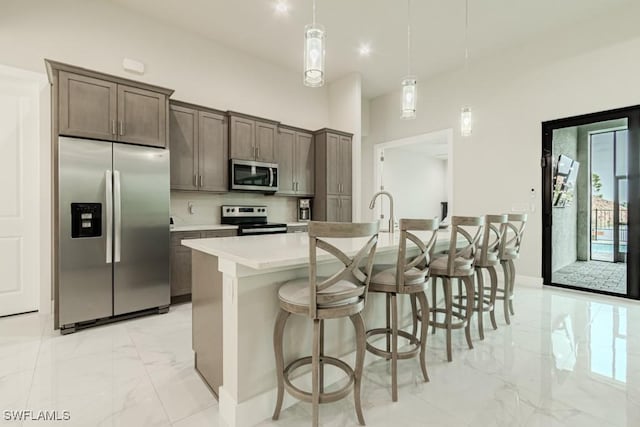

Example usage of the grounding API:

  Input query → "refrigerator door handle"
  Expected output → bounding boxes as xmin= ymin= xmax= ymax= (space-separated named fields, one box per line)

xmin=105 ymin=170 xmax=113 ymax=264
xmin=114 ymin=170 xmax=122 ymax=263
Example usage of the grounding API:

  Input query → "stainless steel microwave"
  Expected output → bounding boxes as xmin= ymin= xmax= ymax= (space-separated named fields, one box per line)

xmin=230 ymin=159 xmax=279 ymax=192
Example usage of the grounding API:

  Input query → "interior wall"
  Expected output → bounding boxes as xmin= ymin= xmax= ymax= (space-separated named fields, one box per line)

xmin=0 ymin=0 xmax=332 ymax=304
xmin=363 ymin=3 xmax=640 ymax=278
xmin=382 ymin=149 xmax=447 ymax=220
xmin=552 ymin=127 xmax=578 ymax=271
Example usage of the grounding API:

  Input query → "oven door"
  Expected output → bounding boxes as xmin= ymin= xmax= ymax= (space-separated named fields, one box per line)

xmin=230 ymin=159 xmax=279 ymax=192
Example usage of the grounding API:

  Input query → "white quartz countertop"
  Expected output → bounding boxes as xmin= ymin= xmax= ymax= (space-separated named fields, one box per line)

xmin=182 ymin=230 xmax=451 ymax=270
xmin=170 ymin=224 xmax=239 ymax=232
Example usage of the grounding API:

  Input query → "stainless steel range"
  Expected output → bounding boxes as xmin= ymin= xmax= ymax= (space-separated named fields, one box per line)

xmin=221 ymin=205 xmax=287 ymax=235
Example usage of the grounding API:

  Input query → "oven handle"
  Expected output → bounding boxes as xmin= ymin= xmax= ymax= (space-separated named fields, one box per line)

xmin=241 ymin=226 xmax=287 ymax=235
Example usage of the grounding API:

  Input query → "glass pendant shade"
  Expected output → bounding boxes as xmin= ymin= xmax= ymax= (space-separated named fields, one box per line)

xmin=461 ymin=107 xmax=472 ymax=136
xmin=303 ymin=24 xmax=325 ymax=87
xmin=401 ymin=77 xmax=417 ymax=120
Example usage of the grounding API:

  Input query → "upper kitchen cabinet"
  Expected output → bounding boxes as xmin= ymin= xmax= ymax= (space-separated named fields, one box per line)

xmin=276 ymin=125 xmax=314 ymax=196
xmin=117 ymin=84 xmax=167 ymax=147
xmin=228 ymin=112 xmax=278 ymax=163
xmin=46 ymin=60 xmax=173 ymax=148
xmin=313 ymin=129 xmax=353 ymax=222
xmin=169 ymin=101 xmax=228 ymax=192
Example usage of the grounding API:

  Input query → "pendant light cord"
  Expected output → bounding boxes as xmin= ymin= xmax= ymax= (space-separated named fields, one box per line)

xmin=312 ymin=0 xmax=316 ymax=25
xmin=407 ymin=0 xmax=412 ymax=76
xmin=464 ymin=0 xmax=469 ymax=67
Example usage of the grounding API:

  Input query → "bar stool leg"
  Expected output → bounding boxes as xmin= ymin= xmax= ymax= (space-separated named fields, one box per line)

xmin=410 ymin=294 xmax=418 ymax=338
xmin=488 ymin=267 xmax=498 ymax=330
xmin=385 ymin=294 xmax=391 ymax=352
xmin=508 ymin=259 xmax=516 ymax=315
xmin=272 ymin=309 xmax=290 ymax=420
xmin=444 ymin=277 xmax=453 ymax=362
xmin=391 ymin=293 xmax=399 ymax=402
xmin=349 ymin=313 xmax=366 ymax=426
xmin=312 ymin=318 xmax=321 ymax=427
xmin=431 ymin=277 xmax=438 ymax=335
xmin=462 ymin=276 xmax=474 ymax=350
xmin=502 ymin=261 xmax=511 ymax=325
xmin=319 ymin=319 xmax=325 ymax=393
xmin=416 ymin=291 xmax=430 ymax=382
xmin=476 ymin=269 xmax=485 ymax=340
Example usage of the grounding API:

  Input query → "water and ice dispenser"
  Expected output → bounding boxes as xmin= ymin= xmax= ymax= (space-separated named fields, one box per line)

xmin=70 ymin=203 xmax=102 ymax=238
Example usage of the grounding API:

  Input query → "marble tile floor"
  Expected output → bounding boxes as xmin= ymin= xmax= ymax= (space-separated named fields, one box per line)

xmin=2 ymin=284 xmax=640 ymax=427
xmin=553 ymin=260 xmax=627 ymax=294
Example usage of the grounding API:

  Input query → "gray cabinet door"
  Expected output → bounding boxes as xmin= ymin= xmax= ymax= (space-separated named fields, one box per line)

xmin=201 ymin=229 xmax=237 ymax=238
xmin=340 ymin=136 xmax=352 ymax=196
xmin=117 ymin=84 xmax=167 ymax=148
xmin=169 ymin=105 xmax=198 ymax=191
xmin=326 ymin=195 xmax=341 ymax=222
xmin=276 ymin=128 xmax=296 ymax=195
xmin=58 ymin=71 xmax=117 ymax=141
xmin=170 ymin=231 xmax=201 ymax=297
xmin=296 ymin=132 xmax=315 ymax=196
xmin=326 ymin=133 xmax=341 ymax=195
xmin=255 ymin=121 xmax=277 ymax=163
xmin=199 ymin=111 xmax=228 ymax=192
xmin=229 ymin=116 xmax=255 ymax=160
xmin=340 ymin=196 xmax=353 ymax=222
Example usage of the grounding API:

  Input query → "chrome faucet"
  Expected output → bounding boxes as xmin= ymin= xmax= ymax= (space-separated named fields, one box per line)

xmin=369 ymin=191 xmax=395 ymax=233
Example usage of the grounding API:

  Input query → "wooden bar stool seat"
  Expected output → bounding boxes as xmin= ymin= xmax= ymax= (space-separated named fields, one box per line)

xmin=365 ymin=218 xmax=438 ymax=402
xmin=423 ymin=216 xmax=484 ymax=362
xmin=272 ymin=221 xmax=379 ymax=427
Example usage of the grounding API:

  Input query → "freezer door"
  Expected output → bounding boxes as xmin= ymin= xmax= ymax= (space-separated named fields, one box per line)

xmin=58 ymin=137 xmax=114 ymax=326
xmin=112 ymin=144 xmax=170 ymax=315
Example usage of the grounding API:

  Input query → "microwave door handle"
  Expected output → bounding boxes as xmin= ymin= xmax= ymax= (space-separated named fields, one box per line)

xmin=269 ymin=167 xmax=274 ymax=187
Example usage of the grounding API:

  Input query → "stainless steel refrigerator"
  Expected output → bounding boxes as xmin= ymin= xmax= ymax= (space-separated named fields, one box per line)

xmin=57 ymin=136 xmax=170 ymax=333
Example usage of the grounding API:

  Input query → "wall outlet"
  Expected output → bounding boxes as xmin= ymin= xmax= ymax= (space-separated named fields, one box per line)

xmin=188 ymin=201 xmax=196 ymax=215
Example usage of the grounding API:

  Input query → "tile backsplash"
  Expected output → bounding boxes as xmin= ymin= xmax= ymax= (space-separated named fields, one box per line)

xmin=170 ymin=191 xmax=299 ymax=225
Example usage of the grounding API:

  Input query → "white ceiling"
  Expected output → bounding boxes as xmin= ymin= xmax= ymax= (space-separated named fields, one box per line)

xmin=109 ymin=0 xmax=633 ymax=98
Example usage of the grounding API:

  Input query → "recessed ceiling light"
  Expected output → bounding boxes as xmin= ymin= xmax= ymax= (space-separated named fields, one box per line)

xmin=359 ymin=44 xmax=371 ymax=57
xmin=274 ymin=1 xmax=289 ymax=15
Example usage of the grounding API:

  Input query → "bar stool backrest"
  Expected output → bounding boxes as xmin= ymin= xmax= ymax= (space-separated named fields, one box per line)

xmin=445 ymin=216 xmax=485 ymax=276
xmin=395 ymin=218 xmax=439 ymax=290
xmin=499 ymin=213 xmax=527 ymax=260
xmin=308 ymin=221 xmax=380 ymax=319
xmin=479 ymin=214 xmax=509 ymax=265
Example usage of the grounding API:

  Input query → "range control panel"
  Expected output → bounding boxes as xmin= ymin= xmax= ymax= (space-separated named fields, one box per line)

xmin=71 ymin=203 xmax=102 ymax=238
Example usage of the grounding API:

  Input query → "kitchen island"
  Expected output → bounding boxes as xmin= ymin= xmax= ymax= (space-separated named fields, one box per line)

xmin=183 ymin=230 xmax=451 ymax=427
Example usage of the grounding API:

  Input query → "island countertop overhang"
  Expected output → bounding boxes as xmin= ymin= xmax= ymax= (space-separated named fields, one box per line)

xmin=181 ymin=229 xmax=452 ymax=271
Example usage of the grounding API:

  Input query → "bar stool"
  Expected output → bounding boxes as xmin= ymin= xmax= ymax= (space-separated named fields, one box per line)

xmin=497 ymin=214 xmax=527 ymax=325
xmin=272 ymin=221 xmax=379 ymax=427
xmin=426 ymin=216 xmax=484 ymax=362
xmin=365 ymin=218 xmax=438 ymax=402
xmin=471 ymin=214 xmax=508 ymax=340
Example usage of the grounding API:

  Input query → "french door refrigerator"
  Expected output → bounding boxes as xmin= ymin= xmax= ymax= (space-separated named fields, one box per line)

xmin=57 ymin=136 xmax=170 ymax=333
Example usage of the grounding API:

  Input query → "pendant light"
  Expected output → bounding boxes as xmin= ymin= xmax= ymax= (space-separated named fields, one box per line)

xmin=303 ymin=0 xmax=325 ymax=87
xmin=460 ymin=0 xmax=472 ymax=136
xmin=401 ymin=0 xmax=417 ymax=120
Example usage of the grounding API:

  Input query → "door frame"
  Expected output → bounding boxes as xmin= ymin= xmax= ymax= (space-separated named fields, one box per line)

xmin=542 ymin=105 xmax=640 ymax=300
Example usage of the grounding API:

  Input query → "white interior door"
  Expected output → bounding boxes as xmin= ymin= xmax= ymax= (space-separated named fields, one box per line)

xmin=0 ymin=66 xmax=41 ymax=316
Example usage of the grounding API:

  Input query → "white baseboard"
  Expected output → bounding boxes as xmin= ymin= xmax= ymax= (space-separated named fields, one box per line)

xmin=515 ymin=274 xmax=543 ymax=288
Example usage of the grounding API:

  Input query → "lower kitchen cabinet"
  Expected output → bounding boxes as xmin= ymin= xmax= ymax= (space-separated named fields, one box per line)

xmin=170 ymin=229 xmax=237 ymax=299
